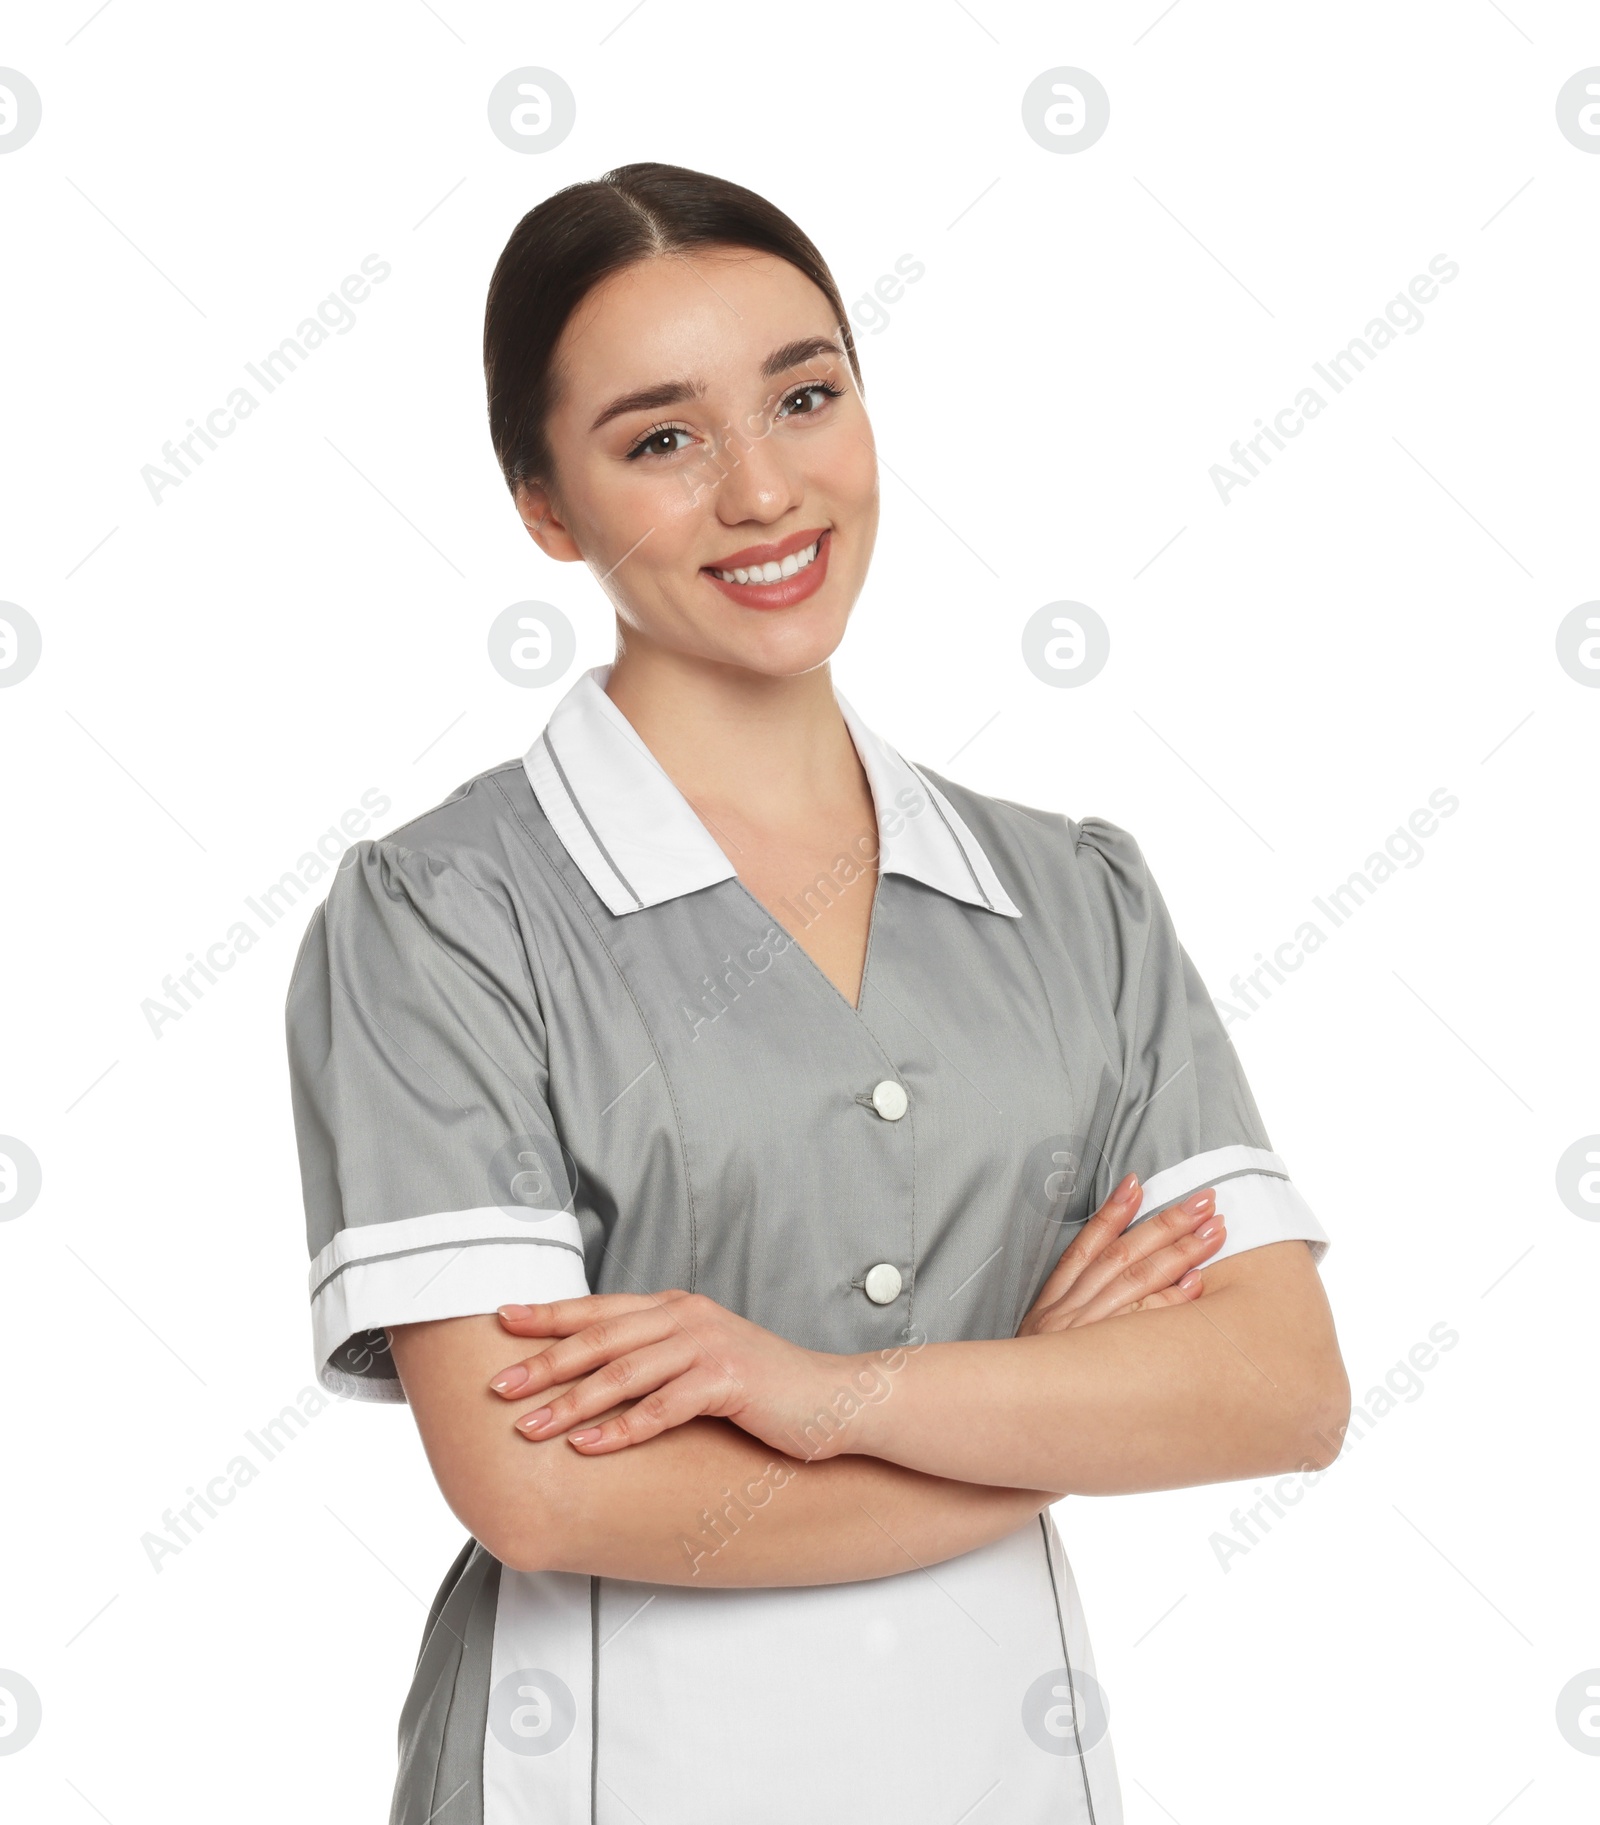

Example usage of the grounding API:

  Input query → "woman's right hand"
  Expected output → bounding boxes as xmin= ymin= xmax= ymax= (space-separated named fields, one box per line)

xmin=1015 ymin=1174 xmax=1226 ymax=1337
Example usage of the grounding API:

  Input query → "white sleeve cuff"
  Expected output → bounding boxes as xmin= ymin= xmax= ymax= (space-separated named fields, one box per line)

xmin=1128 ymin=1144 xmax=1330 ymax=1266
xmin=309 ymin=1206 xmax=592 ymax=1402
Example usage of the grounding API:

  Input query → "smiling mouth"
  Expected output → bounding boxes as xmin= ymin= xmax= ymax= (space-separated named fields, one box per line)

xmin=705 ymin=535 xmax=824 ymax=586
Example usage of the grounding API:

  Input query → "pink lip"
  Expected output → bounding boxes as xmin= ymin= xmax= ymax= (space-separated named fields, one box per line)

xmin=704 ymin=525 xmax=829 ymax=571
xmin=701 ymin=528 xmax=831 ymax=611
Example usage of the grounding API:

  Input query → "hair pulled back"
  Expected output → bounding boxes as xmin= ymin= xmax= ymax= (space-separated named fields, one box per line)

xmin=483 ymin=161 xmax=862 ymax=502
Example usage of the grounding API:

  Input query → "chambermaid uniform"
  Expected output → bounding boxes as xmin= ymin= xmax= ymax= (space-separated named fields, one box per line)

xmin=285 ymin=662 xmax=1330 ymax=1825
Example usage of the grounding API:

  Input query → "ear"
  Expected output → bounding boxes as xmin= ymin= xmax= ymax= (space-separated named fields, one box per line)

xmin=514 ymin=479 xmax=585 ymax=563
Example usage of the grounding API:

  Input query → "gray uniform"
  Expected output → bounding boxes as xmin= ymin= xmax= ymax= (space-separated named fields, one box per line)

xmin=285 ymin=663 xmax=1330 ymax=1824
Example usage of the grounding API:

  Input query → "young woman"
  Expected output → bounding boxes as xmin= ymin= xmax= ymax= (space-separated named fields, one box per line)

xmin=285 ymin=162 xmax=1348 ymax=1825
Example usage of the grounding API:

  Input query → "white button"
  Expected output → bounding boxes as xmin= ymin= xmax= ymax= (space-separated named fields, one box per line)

xmin=870 ymin=1079 xmax=908 ymax=1121
xmin=863 ymin=1262 xmax=902 ymax=1304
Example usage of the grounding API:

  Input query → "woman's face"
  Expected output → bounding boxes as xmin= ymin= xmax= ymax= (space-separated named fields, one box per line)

xmin=518 ymin=245 xmax=879 ymax=679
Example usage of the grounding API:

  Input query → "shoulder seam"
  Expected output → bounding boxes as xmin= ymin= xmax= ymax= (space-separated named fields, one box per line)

xmin=1071 ymin=812 xmax=1129 ymax=857
xmin=333 ymin=835 xmax=537 ymax=1014
xmin=322 ymin=853 xmax=550 ymax=1115
xmin=363 ymin=760 xmax=526 ymax=850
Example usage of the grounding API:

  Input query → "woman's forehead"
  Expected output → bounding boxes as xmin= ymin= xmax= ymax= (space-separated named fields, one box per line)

xmin=556 ymin=251 xmax=839 ymax=398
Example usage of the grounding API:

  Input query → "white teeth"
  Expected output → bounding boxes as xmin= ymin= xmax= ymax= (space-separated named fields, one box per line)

xmin=712 ymin=537 xmax=821 ymax=585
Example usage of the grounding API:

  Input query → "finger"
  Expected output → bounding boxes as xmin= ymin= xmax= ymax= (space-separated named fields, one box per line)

xmin=1069 ymin=1216 xmax=1226 ymax=1327
xmin=1120 ymin=1269 xmax=1205 ymax=1315
xmin=563 ymin=1366 xmax=729 ymax=1455
xmin=1036 ymin=1189 xmax=1211 ymax=1321
xmin=1029 ymin=1173 xmax=1143 ymax=1308
xmin=1048 ymin=1190 xmax=1216 ymax=1318
xmin=490 ymin=1306 xmax=687 ymax=1398
xmin=1028 ymin=1233 xmax=1218 ymax=1335
xmin=496 ymin=1290 xmax=691 ymax=1335
xmin=513 ymin=1336 xmax=702 ymax=1439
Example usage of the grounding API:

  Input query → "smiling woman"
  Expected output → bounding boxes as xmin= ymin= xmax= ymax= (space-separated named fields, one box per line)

xmin=484 ymin=191 xmax=880 ymax=723
xmin=284 ymin=160 xmax=1347 ymax=1825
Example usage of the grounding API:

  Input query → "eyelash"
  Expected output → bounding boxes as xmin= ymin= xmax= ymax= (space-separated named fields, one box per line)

xmin=624 ymin=379 xmax=845 ymax=462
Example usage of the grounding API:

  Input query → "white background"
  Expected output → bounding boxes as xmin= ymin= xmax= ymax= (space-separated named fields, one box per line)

xmin=2 ymin=2 xmax=1597 ymax=1820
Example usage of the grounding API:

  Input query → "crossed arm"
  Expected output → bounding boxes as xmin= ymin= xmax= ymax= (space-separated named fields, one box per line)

xmin=390 ymin=1315 xmax=1058 ymax=1586
xmin=388 ymin=1182 xmax=1349 ymax=1587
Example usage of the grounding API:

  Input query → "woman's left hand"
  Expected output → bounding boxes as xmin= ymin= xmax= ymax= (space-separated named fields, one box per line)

xmin=489 ymin=1291 xmax=870 ymax=1459
xmin=1016 ymin=1175 xmax=1224 ymax=1336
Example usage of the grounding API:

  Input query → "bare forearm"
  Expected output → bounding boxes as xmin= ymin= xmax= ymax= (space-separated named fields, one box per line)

xmin=521 ymin=1409 xmax=1056 ymax=1585
xmin=389 ymin=1316 xmax=1055 ymax=1587
xmin=840 ymin=1250 xmax=1349 ymax=1494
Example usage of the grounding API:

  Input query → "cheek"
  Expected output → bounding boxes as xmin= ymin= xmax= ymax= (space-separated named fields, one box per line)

xmin=815 ymin=425 xmax=879 ymax=515
xmin=574 ymin=460 xmax=707 ymax=572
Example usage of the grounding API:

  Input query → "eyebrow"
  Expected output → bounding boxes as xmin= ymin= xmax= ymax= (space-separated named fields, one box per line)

xmin=588 ymin=335 xmax=847 ymax=434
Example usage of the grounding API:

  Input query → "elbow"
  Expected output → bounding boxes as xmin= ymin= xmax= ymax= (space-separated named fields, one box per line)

xmin=479 ymin=1519 xmax=545 ymax=1576
xmin=1287 ymin=1357 xmax=1352 ymax=1473
xmin=454 ymin=1470 xmax=577 ymax=1577
xmin=478 ymin=1494 xmax=575 ymax=1576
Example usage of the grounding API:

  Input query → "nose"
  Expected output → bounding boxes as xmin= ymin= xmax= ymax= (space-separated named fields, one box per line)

xmin=704 ymin=411 xmax=805 ymax=529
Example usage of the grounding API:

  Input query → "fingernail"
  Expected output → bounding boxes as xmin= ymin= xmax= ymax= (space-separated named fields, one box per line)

xmin=1121 ymin=1174 xmax=1141 ymax=1204
xmin=568 ymin=1429 xmax=602 ymax=1446
xmin=1181 ymin=1189 xmax=1215 ymax=1216
xmin=498 ymin=1304 xmax=531 ymax=1321
xmin=1195 ymin=1217 xmax=1221 ymax=1241
xmin=490 ymin=1366 xmax=529 ymax=1395
xmin=516 ymin=1407 xmax=554 ymax=1433
xmin=1178 ymin=1269 xmax=1201 ymax=1290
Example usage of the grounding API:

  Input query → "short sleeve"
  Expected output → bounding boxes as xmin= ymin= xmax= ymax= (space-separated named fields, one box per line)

xmin=1074 ymin=816 xmax=1330 ymax=1268
xmin=284 ymin=838 xmax=591 ymax=1403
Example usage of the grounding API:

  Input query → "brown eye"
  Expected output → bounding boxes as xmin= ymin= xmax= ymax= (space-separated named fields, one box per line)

xmin=626 ymin=423 xmax=694 ymax=462
xmin=779 ymin=381 xmax=843 ymax=419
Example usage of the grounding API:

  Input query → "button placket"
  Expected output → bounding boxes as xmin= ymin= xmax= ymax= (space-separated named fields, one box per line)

xmin=854 ymin=1076 xmax=910 ymax=1304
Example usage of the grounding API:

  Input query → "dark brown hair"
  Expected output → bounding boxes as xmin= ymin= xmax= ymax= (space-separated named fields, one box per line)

xmin=483 ymin=161 xmax=862 ymax=504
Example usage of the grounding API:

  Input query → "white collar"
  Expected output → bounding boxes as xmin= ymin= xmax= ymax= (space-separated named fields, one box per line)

xmin=522 ymin=664 xmax=1021 ymax=920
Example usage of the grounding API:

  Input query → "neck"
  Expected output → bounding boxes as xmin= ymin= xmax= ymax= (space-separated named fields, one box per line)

xmin=601 ymin=642 xmax=865 ymax=824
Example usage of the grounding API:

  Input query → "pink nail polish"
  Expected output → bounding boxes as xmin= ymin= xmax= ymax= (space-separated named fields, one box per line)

xmin=1195 ymin=1218 xmax=1220 ymax=1241
xmin=568 ymin=1429 xmax=602 ymax=1446
xmin=517 ymin=1406 xmax=553 ymax=1431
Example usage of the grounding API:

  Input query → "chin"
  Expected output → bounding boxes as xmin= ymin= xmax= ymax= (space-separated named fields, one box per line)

xmin=718 ymin=604 xmax=851 ymax=679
